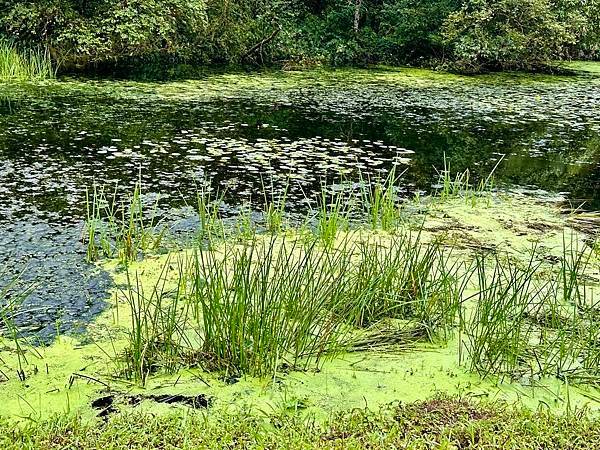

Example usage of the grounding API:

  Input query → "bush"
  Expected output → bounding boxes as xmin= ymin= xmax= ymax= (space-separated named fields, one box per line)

xmin=1 ymin=0 xmax=208 ymax=67
xmin=442 ymin=0 xmax=577 ymax=73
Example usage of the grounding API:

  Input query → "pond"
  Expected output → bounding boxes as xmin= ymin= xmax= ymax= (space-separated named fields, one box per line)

xmin=1 ymin=66 xmax=599 ymax=339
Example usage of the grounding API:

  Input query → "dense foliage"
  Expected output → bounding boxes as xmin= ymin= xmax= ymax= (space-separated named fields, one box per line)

xmin=1 ymin=0 xmax=599 ymax=73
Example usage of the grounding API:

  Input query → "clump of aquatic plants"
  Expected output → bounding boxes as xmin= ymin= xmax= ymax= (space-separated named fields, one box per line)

xmin=121 ymin=236 xmax=355 ymax=382
xmin=85 ymin=182 xmax=166 ymax=263
xmin=342 ymin=232 xmax=467 ymax=342
xmin=122 ymin=259 xmax=192 ymax=385
xmin=434 ymin=154 xmax=504 ymax=206
xmin=309 ymin=169 xmax=405 ymax=247
xmin=314 ymin=184 xmax=351 ymax=249
xmin=98 ymin=172 xmax=600 ymax=390
xmin=461 ymin=250 xmax=543 ymax=377
xmin=0 ymin=40 xmax=55 ymax=81
xmin=190 ymin=236 xmax=354 ymax=376
xmin=196 ymin=183 xmax=225 ymax=246
xmin=119 ymin=227 xmax=473 ymax=383
xmin=358 ymin=167 xmax=405 ymax=231
xmin=461 ymin=237 xmax=600 ymax=383
xmin=262 ymin=176 xmax=289 ymax=234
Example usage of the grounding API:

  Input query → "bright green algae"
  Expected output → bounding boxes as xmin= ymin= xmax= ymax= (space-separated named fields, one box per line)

xmin=1 ymin=193 xmax=599 ymax=424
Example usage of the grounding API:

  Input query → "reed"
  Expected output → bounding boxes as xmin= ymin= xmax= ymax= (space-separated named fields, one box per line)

xmin=99 ymin=172 xmax=600 ymax=388
xmin=235 ymin=203 xmax=256 ymax=242
xmin=435 ymin=154 xmax=504 ymax=206
xmin=359 ymin=167 xmax=404 ymax=231
xmin=189 ymin=236 xmax=353 ymax=376
xmin=341 ymin=232 xmax=466 ymax=342
xmin=262 ymin=176 xmax=289 ymax=234
xmin=462 ymin=250 xmax=543 ymax=377
xmin=84 ymin=181 xmax=166 ymax=263
xmin=122 ymin=258 xmax=192 ymax=384
xmin=314 ymin=184 xmax=350 ymax=249
xmin=120 ymin=226 xmax=473 ymax=382
xmin=461 ymin=237 xmax=600 ymax=383
xmin=0 ymin=271 xmax=35 ymax=381
xmin=196 ymin=183 xmax=225 ymax=246
xmin=0 ymin=40 xmax=55 ymax=81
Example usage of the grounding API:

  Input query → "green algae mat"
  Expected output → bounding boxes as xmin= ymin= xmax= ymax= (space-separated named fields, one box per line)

xmin=1 ymin=192 xmax=600 ymax=449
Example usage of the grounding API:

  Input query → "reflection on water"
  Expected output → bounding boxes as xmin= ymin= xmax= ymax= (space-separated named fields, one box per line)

xmin=0 ymin=69 xmax=599 ymax=225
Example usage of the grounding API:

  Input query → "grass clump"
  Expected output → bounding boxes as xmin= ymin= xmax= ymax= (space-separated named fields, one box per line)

xmin=190 ymin=236 xmax=353 ymax=376
xmin=122 ymin=259 xmax=192 ymax=385
xmin=343 ymin=232 xmax=466 ymax=342
xmin=314 ymin=185 xmax=351 ymax=249
xmin=461 ymin=237 xmax=600 ymax=383
xmin=196 ymin=183 xmax=226 ymax=246
xmin=359 ymin=167 xmax=405 ymax=231
xmin=85 ymin=181 xmax=166 ymax=264
xmin=83 ymin=175 xmax=600 ymax=394
xmin=434 ymin=154 xmax=504 ymax=206
xmin=462 ymin=250 xmax=543 ymax=377
xmin=0 ymin=40 xmax=55 ymax=81
xmin=121 ymin=236 xmax=357 ymax=381
xmin=119 ymin=228 xmax=472 ymax=382
xmin=0 ymin=271 xmax=36 ymax=382
xmin=262 ymin=176 xmax=289 ymax=234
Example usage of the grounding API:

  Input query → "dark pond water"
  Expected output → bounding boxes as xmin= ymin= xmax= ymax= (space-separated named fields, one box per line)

xmin=1 ymin=67 xmax=599 ymax=339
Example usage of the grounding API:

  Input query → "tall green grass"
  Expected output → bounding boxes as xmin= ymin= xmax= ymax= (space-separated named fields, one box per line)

xmin=190 ymin=237 xmax=354 ymax=376
xmin=434 ymin=154 xmax=504 ymax=206
xmin=342 ymin=232 xmax=466 ymax=342
xmin=462 ymin=250 xmax=543 ymax=377
xmin=196 ymin=183 xmax=225 ymax=246
xmin=359 ymin=167 xmax=405 ymax=231
xmin=122 ymin=258 xmax=192 ymax=384
xmin=462 ymin=238 xmax=599 ymax=383
xmin=0 ymin=40 xmax=55 ymax=81
xmin=120 ymin=230 xmax=471 ymax=383
xmin=92 ymin=170 xmax=600 ymax=388
xmin=84 ymin=181 xmax=166 ymax=264
xmin=85 ymin=168 xmax=409 ymax=264
xmin=121 ymin=237 xmax=356 ymax=382
xmin=262 ymin=176 xmax=289 ymax=234
xmin=314 ymin=184 xmax=351 ymax=249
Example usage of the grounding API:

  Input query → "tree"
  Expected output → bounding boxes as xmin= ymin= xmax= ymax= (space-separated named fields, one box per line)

xmin=442 ymin=0 xmax=577 ymax=72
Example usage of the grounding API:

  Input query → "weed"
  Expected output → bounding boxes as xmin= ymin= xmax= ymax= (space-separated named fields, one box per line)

xmin=84 ymin=180 xmax=166 ymax=263
xmin=0 ymin=39 xmax=55 ymax=81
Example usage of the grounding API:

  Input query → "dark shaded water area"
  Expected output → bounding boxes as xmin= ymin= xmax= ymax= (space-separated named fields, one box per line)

xmin=1 ymin=67 xmax=599 ymax=340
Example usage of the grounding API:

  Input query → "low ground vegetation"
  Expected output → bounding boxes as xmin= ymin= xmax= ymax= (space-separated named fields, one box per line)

xmin=2 ymin=396 xmax=600 ymax=449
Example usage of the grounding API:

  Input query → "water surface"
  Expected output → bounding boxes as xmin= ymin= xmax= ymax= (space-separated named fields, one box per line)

xmin=1 ymin=67 xmax=599 ymax=338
